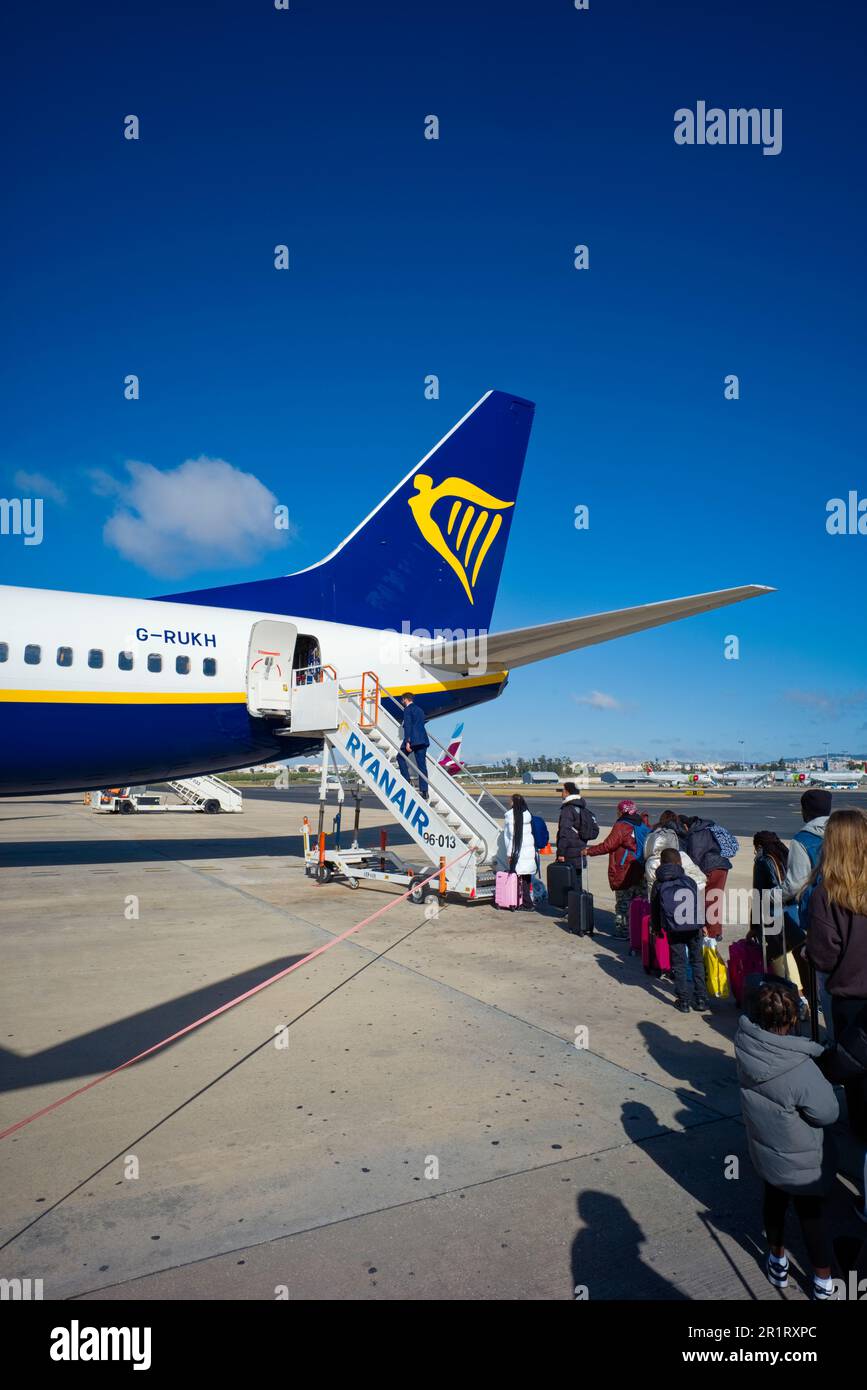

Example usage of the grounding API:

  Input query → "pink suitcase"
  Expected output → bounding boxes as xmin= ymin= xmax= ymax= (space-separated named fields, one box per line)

xmin=495 ymin=870 xmax=520 ymax=909
xmin=728 ymin=936 xmax=763 ymax=1005
xmin=641 ymin=906 xmax=671 ymax=974
xmin=629 ymin=897 xmax=649 ymax=955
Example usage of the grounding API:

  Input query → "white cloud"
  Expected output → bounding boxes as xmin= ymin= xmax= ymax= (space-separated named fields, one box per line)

xmin=99 ymin=456 xmax=294 ymax=578
xmin=784 ymin=689 xmax=867 ymax=721
xmin=573 ymin=690 xmax=624 ymax=711
xmin=13 ymin=470 xmax=66 ymax=505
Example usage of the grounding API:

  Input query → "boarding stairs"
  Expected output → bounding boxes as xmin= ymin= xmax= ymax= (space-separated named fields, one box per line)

xmin=283 ymin=670 xmax=507 ymax=898
xmin=166 ymin=775 xmax=243 ymax=813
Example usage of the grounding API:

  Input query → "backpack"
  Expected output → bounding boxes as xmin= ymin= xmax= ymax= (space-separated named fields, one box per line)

xmin=709 ymin=822 xmax=739 ymax=860
xmin=530 ymin=814 xmax=550 ymax=850
xmin=795 ymin=830 xmax=823 ymax=929
xmin=618 ymin=819 xmax=651 ymax=869
xmin=578 ymin=804 xmax=599 ymax=842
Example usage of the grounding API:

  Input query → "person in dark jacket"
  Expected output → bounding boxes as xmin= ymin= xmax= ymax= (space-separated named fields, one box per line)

xmin=585 ymin=799 xmax=647 ymax=938
xmin=555 ymin=782 xmax=598 ymax=891
xmin=752 ymin=832 xmax=808 ymax=1012
xmin=396 ymin=692 xmax=429 ymax=800
xmin=652 ymin=848 xmax=709 ymax=1013
xmin=817 ymin=998 xmax=867 ymax=1223
xmin=684 ymin=816 xmax=733 ymax=940
xmin=735 ymin=981 xmax=839 ymax=1299
xmin=807 ymin=808 xmax=867 ymax=1142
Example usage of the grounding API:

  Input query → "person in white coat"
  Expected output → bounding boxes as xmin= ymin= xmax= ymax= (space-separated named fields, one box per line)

xmin=644 ymin=811 xmax=707 ymax=896
xmin=503 ymin=793 xmax=537 ymax=911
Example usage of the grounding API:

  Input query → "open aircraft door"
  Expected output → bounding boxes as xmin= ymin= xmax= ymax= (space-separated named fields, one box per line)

xmin=246 ymin=620 xmax=297 ymax=717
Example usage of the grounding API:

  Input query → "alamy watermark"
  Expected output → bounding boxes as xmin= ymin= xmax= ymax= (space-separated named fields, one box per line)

xmin=674 ymin=102 xmax=782 ymax=157
xmin=0 ymin=496 xmax=43 ymax=545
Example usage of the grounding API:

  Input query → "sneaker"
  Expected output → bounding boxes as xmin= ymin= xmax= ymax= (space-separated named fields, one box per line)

xmin=691 ymin=997 xmax=711 ymax=1012
xmin=675 ymin=999 xmax=691 ymax=1014
xmin=811 ymin=1275 xmax=837 ymax=1301
xmin=614 ymin=925 xmax=629 ymax=939
xmin=766 ymin=1252 xmax=789 ymax=1289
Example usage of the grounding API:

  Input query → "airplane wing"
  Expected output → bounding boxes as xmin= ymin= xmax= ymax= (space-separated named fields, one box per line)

xmin=410 ymin=585 xmax=774 ymax=670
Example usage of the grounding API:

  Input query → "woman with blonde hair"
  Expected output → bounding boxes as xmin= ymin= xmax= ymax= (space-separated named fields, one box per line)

xmin=807 ymin=808 xmax=867 ymax=1150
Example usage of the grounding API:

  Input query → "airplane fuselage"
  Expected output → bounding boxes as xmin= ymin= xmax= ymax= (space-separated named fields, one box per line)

xmin=0 ymin=586 xmax=506 ymax=795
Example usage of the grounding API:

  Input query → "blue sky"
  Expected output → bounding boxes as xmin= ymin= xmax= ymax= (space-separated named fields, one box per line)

xmin=2 ymin=0 xmax=865 ymax=762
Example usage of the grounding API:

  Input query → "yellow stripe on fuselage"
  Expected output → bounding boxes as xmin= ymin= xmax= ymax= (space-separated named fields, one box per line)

xmin=381 ymin=671 xmax=507 ymax=695
xmin=0 ymin=671 xmax=508 ymax=705
xmin=0 ymin=689 xmax=249 ymax=705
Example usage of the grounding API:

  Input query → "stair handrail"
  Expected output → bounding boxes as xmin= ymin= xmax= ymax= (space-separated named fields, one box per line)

xmin=336 ymin=682 xmax=504 ymax=856
xmin=334 ymin=671 xmax=508 ymax=815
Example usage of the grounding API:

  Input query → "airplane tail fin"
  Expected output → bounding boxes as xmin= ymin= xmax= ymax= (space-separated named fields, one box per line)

xmin=160 ymin=390 xmax=535 ymax=633
xmin=438 ymin=722 xmax=465 ymax=774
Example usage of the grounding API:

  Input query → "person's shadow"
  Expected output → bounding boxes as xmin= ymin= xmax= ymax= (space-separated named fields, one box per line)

xmin=570 ymin=1189 xmax=689 ymax=1300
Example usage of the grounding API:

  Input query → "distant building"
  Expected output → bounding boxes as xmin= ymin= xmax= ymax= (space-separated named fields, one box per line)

xmin=522 ymin=770 xmax=560 ymax=785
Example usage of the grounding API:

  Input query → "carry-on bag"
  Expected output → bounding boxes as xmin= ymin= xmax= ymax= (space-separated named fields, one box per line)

xmin=547 ymin=859 xmax=579 ymax=911
xmin=567 ymin=888 xmax=595 ymax=937
xmin=495 ymin=870 xmax=520 ymax=910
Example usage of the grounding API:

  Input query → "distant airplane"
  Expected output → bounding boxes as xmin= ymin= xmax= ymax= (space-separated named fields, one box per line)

xmin=0 ymin=390 xmax=773 ymax=796
xmin=805 ymin=770 xmax=866 ymax=790
xmin=600 ymin=769 xmax=664 ymax=788
xmin=437 ymin=722 xmax=465 ymax=776
xmin=712 ymin=768 xmax=770 ymax=787
xmin=642 ymin=764 xmax=687 ymax=786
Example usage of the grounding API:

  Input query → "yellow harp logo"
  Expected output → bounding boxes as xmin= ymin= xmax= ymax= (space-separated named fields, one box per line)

xmin=407 ymin=474 xmax=514 ymax=605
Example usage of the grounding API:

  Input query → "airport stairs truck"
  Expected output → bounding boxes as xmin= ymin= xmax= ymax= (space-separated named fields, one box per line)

xmin=92 ymin=775 xmax=242 ymax=815
xmin=281 ymin=669 xmax=507 ymax=903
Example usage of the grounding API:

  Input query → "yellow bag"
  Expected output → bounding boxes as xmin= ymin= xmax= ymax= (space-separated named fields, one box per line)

xmin=771 ymin=950 xmax=803 ymax=991
xmin=703 ymin=943 xmax=730 ymax=999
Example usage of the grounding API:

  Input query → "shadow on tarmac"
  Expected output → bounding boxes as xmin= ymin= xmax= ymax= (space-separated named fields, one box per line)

xmin=0 ymin=954 xmax=307 ymax=1093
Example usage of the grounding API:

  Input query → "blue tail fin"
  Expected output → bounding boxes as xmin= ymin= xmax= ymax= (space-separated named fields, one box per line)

xmin=160 ymin=390 xmax=534 ymax=633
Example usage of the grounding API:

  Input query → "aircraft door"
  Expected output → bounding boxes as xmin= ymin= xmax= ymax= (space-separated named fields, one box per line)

xmin=246 ymin=620 xmax=297 ymax=717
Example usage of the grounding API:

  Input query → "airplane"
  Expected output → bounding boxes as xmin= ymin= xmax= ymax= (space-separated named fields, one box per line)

xmin=804 ymin=770 xmax=866 ymax=790
xmin=641 ymin=763 xmax=687 ymax=787
xmin=437 ymin=723 xmax=465 ymax=776
xmin=0 ymin=390 xmax=773 ymax=796
xmin=599 ymin=765 xmax=686 ymax=788
xmin=600 ymin=769 xmax=677 ymax=788
xmin=712 ymin=768 xmax=770 ymax=787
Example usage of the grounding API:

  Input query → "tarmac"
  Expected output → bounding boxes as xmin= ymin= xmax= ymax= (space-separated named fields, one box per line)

xmin=1 ymin=789 xmax=865 ymax=1301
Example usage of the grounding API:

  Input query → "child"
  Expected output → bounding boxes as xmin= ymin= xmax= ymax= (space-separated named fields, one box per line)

xmin=735 ymin=981 xmax=839 ymax=1300
xmin=651 ymin=847 xmax=709 ymax=1013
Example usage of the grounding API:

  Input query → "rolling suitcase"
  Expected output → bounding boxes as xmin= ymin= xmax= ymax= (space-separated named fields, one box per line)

xmin=629 ymin=897 xmax=649 ymax=956
xmin=728 ymin=936 xmax=764 ymax=1006
xmin=495 ymin=870 xmax=520 ymax=910
xmin=641 ymin=908 xmax=671 ymax=975
xmin=567 ymin=888 xmax=594 ymax=937
xmin=547 ymin=859 xmax=579 ymax=911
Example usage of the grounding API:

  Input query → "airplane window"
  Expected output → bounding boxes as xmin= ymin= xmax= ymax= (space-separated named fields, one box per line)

xmin=203 ymin=657 xmax=217 ymax=676
xmin=24 ymin=644 xmax=41 ymax=665
xmin=176 ymin=655 xmax=191 ymax=675
xmin=88 ymin=649 xmax=103 ymax=669
xmin=147 ymin=654 xmax=162 ymax=673
xmin=118 ymin=651 xmax=133 ymax=671
xmin=0 ymin=643 xmax=8 ymax=662
xmin=57 ymin=647 xmax=73 ymax=667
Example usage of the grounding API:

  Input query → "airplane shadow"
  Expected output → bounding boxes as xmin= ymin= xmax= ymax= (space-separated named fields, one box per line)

xmin=0 ymin=954 xmax=306 ymax=1093
xmin=0 ymin=836 xmax=303 ymax=869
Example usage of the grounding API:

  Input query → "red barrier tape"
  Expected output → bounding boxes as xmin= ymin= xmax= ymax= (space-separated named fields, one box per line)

xmin=0 ymin=849 xmax=471 ymax=1142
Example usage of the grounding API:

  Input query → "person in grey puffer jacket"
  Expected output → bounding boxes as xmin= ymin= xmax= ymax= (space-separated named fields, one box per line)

xmin=735 ymin=981 xmax=839 ymax=1299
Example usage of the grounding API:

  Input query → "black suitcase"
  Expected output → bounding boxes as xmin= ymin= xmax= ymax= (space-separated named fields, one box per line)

xmin=567 ymin=888 xmax=594 ymax=937
xmin=547 ymin=860 xmax=580 ymax=910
